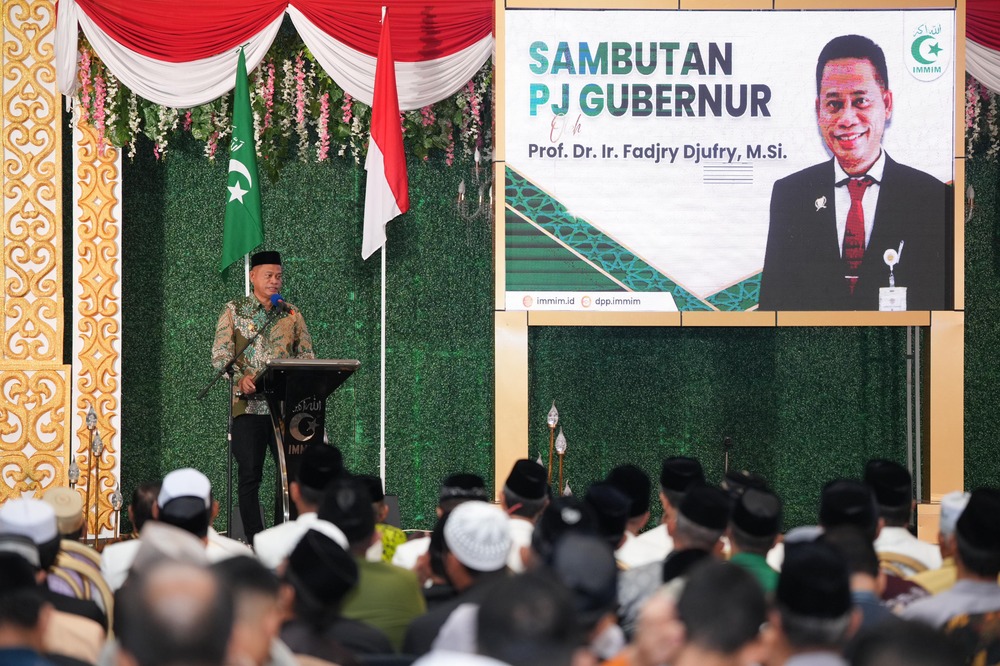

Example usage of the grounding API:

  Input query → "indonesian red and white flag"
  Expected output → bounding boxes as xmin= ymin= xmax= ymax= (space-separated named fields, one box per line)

xmin=362 ymin=8 xmax=409 ymax=260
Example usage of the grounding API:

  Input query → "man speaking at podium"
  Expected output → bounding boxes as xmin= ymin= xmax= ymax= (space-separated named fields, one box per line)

xmin=211 ymin=250 xmax=315 ymax=542
xmin=759 ymin=34 xmax=949 ymax=311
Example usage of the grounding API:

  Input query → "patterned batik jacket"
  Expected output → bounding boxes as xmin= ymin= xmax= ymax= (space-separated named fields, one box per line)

xmin=211 ymin=294 xmax=315 ymax=416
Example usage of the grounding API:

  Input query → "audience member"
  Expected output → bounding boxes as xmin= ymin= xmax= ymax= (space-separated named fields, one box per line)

xmin=101 ymin=482 xmax=160 ymax=592
xmin=40 ymin=487 xmax=102 ymax=607
xmin=865 ymin=460 xmax=941 ymax=574
xmin=322 ymin=475 xmax=425 ymax=652
xmin=618 ymin=484 xmax=728 ymax=636
xmin=115 ymin=560 xmax=233 ymax=666
xmin=850 ymin=619 xmax=962 ymax=666
xmin=584 ymin=482 xmax=632 ymax=555
xmin=728 ymin=487 xmax=782 ymax=593
xmin=254 ymin=445 xmax=346 ymax=569
xmin=908 ymin=491 xmax=970 ymax=594
xmin=769 ymin=541 xmax=858 ymax=666
xmin=499 ymin=460 xmax=549 ymax=573
xmin=0 ymin=549 xmax=55 ymax=666
xmin=821 ymin=526 xmax=897 ymax=633
xmin=551 ymin=533 xmax=624 ymax=660
xmin=603 ymin=582 xmax=686 ymax=666
xmin=0 ymin=497 xmax=107 ymax=664
xmin=392 ymin=473 xmax=489 ymax=571
xmin=403 ymin=500 xmax=511 ymax=656
xmin=212 ymin=556 xmax=297 ymax=666
xmin=356 ymin=474 xmax=408 ymax=564
xmin=631 ymin=457 xmax=705 ymax=561
xmin=820 ymin=479 xmax=927 ymax=609
xmin=279 ymin=528 xmax=386 ymax=664
xmin=605 ymin=465 xmax=658 ymax=568
xmin=902 ymin=487 xmax=1000 ymax=628
xmin=528 ymin=496 xmax=598 ymax=569
xmin=154 ymin=468 xmax=251 ymax=561
xmin=673 ymin=561 xmax=768 ymax=666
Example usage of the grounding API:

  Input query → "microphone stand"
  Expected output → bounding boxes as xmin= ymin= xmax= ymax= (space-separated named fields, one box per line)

xmin=198 ymin=305 xmax=282 ymax=540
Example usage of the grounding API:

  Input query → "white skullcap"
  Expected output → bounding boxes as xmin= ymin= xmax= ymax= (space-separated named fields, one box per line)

xmin=43 ymin=486 xmax=85 ymax=535
xmin=158 ymin=468 xmax=212 ymax=509
xmin=0 ymin=498 xmax=59 ymax=544
xmin=444 ymin=501 xmax=511 ymax=572
xmin=939 ymin=491 xmax=971 ymax=536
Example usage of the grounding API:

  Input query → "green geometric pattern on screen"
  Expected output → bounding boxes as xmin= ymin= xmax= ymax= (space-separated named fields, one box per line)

xmin=705 ymin=274 xmax=762 ymax=311
xmin=505 ymin=166 xmax=712 ymax=311
xmin=506 ymin=209 xmax=622 ymax=291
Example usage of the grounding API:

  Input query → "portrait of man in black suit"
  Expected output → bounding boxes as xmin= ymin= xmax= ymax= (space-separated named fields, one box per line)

xmin=758 ymin=34 xmax=951 ymax=311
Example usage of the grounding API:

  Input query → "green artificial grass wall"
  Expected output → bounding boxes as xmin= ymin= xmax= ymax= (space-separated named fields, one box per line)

xmin=118 ymin=136 xmax=999 ymax=534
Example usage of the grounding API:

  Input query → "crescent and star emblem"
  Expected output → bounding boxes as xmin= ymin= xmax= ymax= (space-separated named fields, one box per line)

xmin=289 ymin=412 xmax=317 ymax=442
xmin=911 ymin=35 xmax=941 ymax=65
xmin=227 ymin=158 xmax=253 ymax=204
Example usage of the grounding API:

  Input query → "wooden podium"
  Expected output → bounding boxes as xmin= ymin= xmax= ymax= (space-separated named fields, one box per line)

xmin=260 ymin=358 xmax=360 ymax=521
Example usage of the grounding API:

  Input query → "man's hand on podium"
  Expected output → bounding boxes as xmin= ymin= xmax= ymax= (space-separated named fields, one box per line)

xmin=238 ymin=374 xmax=257 ymax=396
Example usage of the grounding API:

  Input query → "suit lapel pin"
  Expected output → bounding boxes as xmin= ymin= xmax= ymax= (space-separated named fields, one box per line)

xmin=815 ymin=196 xmax=827 ymax=211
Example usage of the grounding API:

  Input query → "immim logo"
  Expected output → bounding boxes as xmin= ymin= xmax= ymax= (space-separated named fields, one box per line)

xmin=907 ymin=20 xmax=949 ymax=82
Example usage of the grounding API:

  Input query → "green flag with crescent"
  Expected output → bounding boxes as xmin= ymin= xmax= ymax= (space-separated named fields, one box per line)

xmin=219 ymin=47 xmax=263 ymax=272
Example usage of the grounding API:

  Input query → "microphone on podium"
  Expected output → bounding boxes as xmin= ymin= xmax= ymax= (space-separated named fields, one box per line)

xmin=270 ymin=293 xmax=294 ymax=314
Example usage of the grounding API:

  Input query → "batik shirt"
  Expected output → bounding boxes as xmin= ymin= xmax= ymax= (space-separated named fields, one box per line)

xmin=211 ymin=294 xmax=315 ymax=416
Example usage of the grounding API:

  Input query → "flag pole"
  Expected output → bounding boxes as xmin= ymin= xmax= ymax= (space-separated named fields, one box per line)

xmin=244 ymin=254 xmax=250 ymax=296
xmin=379 ymin=244 xmax=387 ymax=491
xmin=379 ymin=4 xmax=389 ymax=494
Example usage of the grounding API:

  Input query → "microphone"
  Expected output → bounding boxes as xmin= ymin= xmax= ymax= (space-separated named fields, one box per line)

xmin=270 ymin=293 xmax=294 ymax=314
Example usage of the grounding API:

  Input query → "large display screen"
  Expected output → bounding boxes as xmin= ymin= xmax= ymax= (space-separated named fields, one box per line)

xmin=503 ymin=10 xmax=955 ymax=313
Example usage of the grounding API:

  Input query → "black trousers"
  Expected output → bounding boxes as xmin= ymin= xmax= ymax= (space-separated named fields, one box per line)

xmin=231 ymin=414 xmax=281 ymax=541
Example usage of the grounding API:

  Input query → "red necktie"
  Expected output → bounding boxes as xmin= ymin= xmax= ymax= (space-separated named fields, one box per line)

xmin=843 ymin=177 xmax=873 ymax=295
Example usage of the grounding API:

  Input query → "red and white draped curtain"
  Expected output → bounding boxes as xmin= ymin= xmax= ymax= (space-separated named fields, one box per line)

xmin=968 ymin=0 xmax=1000 ymax=93
xmin=55 ymin=0 xmax=494 ymax=110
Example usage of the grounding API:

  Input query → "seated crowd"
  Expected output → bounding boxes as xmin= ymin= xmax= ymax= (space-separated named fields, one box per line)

xmin=1 ymin=449 xmax=997 ymax=666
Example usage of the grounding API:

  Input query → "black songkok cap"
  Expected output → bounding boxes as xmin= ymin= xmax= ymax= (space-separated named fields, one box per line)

xmin=721 ymin=469 xmax=769 ymax=501
xmin=287 ymin=529 xmax=358 ymax=607
xmin=777 ymin=542 xmax=851 ymax=618
xmin=296 ymin=445 xmax=344 ymax=491
xmin=318 ymin=476 xmax=375 ymax=545
xmin=864 ymin=459 xmax=911 ymax=508
xmin=663 ymin=548 xmax=711 ymax=583
xmin=606 ymin=464 xmax=652 ymax=517
xmin=819 ymin=480 xmax=877 ymax=532
xmin=584 ymin=482 xmax=631 ymax=547
xmin=956 ymin=487 xmax=1000 ymax=551
xmin=678 ymin=485 xmax=731 ymax=531
xmin=660 ymin=457 xmax=705 ymax=493
xmin=532 ymin=496 xmax=597 ymax=566
xmin=357 ymin=474 xmax=386 ymax=503
xmin=250 ymin=251 xmax=281 ymax=268
xmin=505 ymin=460 xmax=548 ymax=500
xmin=732 ymin=488 xmax=782 ymax=537
xmin=438 ymin=473 xmax=489 ymax=503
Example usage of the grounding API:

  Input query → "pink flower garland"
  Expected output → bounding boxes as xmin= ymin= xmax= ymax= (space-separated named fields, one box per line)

xmin=94 ymin=73 xmax=107 ymax=154
xmin=264 ymin=62 xmax=275 ymax=130
xmin=294 ymin=54 xmax=307 ymax=125
xmin=183 ymin=110 xmax=193 ymax=131
xmin=317 ymin=93 xmax=330 ymax=162
xmin=421 ymin=105 xmax=435 ymax=127
xmin=78 ymin=48 xmax=92 ymax=125
xmin=341 ymin=93 xmax=353 ymax=124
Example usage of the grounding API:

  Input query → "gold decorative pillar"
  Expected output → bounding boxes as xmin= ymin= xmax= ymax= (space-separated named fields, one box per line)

xmin=1 ymin=0 xmax=71 ymax=499
xmin=71 ymin=117 xmax=122 ymax=536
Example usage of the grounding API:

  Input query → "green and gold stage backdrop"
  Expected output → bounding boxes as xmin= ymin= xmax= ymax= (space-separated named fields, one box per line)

xmin=116 ymin=137 xmax=999 ymax=533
